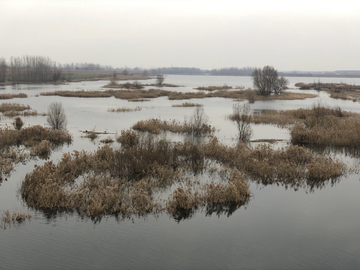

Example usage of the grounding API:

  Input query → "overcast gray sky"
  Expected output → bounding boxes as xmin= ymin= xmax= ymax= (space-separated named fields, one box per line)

xmin=1 ymin=0 xmax=359 ymax=70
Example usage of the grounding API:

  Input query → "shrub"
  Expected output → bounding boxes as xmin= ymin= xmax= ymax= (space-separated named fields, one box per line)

xmin=47 ymin=102 xmax=67 ymax=130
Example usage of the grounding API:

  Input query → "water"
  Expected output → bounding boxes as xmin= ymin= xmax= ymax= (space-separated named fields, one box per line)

xmin=1 ymin=75 xmax=360 ymax=269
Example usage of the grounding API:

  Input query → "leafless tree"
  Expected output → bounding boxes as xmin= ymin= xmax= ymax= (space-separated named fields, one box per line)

xmin=47 ymin=102 xmax=67 ymax=130
xmin=252 ymin=66 xmax=288 ymax=95
xmin=188 ymin=106 xmax=209 ymax=136
xmin=229 ymin=103 xmax=253 ymax=142
xmin=109 ymin=71 xmax=118 ymax=86
xmin=156 ymin=74 xmax=165 ymax=86
xmin=0 ymin=58 xmax=7 ymax=82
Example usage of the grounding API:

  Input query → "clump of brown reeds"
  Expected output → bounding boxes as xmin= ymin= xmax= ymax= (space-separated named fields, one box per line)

xmin=116 ymin=129 xmax=139 ymax=148
xmin=30 ymin=140 xmax=51 ymax=158
xmin=0 ymin=103 xmax=30 ymax=112
xmin=1 ymin=210 xmax=31 ymax=229
xmin=194 ymin=85 xmax=233 ymax=91
xmin=41 ymin=90 xmax=113 ymax=98
xmin=108 ymin=106 xmax=142 ymax=112
xmin=132 ymin=118 xmax=215 ymax=136
xmin=0 ymin=147 xmax=28 ymax=180
xmin=172 ymin=102 xmax=203 ymax=107
xmin=0 ymin=125 xmax=72 ymax=149
xmin=84 ymin=129 xmax=98 ymax=140
xmin=100 ymin=137 xmax=114 ymax=144
xmin=20 ymin=134 xmax=346 ymax=220
xmin=0 ymin=93 xmax=27 ymax=99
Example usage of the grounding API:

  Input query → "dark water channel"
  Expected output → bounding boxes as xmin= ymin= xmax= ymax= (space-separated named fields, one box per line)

xmin=1 ymin=75 xmax=360 ymax=269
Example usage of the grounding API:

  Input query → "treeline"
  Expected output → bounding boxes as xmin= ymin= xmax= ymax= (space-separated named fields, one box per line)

xmin=61 ymin=62 xmax=114 ymax=71
xmin=150 ymin=67 xmax=206 ymax=75
xmin=210 ymin=67 xmax=255 ymax=76
xmin=0 ymin=56 xmax=61 ymax=83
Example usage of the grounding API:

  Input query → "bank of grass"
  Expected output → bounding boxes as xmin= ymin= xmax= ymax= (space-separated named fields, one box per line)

xmin=0 ymin=93 xmax=27 ymax=99
xmin=20 ymin=133 xmax=346 ymax=220
xmin=132 ymin=118 xmax=215 ymax=136
xmin=39 ymin=89 xmax=316 ymax=101
xmin=172 ymin=102 xmax=203 ymax=107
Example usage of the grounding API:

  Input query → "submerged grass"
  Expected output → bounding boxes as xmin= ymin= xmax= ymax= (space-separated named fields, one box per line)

xmin=1 ymin=210 xmax=31 ymax=229
xmin=108 ymin=106 xmax=142 ymax=112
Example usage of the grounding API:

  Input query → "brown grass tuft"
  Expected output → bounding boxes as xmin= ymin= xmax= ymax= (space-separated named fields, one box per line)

xmin=172 ymin=102 xmax=203 ymax=107
xmin=0 ymin=93 xmax=27 ymax=99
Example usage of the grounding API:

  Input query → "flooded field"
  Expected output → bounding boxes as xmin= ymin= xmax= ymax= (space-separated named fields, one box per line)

xmin=1 ymin=75 xmax=360 ymax=269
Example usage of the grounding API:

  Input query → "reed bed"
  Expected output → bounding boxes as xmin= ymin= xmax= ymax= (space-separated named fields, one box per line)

xmin=41 ymin=90 xmax=113 ymax=98
xmin=108 ymin=106 xmax=142 ymax=112
xmin=0 ymin=103 xmax=30 ymax=112
xmin=0 ymin=93 xmax=27 ymax=99
xmin=132 ymin=118 xmax=215 ymax=136
xmin=20 ymin=134 xmax=346 ymax=220
xmin=39 ymin=89 xmax=316 ymax=101
xmin=194 ymin=85 xmax=233 ymax=91
xmin=172 ymin=102 xmax=203 ymax=107
xmin=0 ymin=125 xmax=72 ymax=148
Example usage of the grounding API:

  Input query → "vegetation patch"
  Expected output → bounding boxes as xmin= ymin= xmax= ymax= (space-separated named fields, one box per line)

xmin=39 ymin=89 xmax=316 ymax=101
xmin=108 ymin=106 xmax=142 ymax=112
xmin=194 ymin=85 xmax=233 ymax=91
xmin=0 ymin=93 xmax=27 ymax=99
xmin=172 ymin=102 xmax=203 ymax=107
xmin=1 ymin=210 xmax=31 ymax=229
xmin=20 ymin=134 xmax=346 ymax=221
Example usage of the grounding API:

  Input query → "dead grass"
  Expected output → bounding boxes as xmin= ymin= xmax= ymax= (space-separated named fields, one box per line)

xmin=41 ymin=90 xmax=113 ymax=98
xmin=132 ymin=118 xmax=215 ymax=136
xmin=100 ymin=137 xmax=114 ymax=144
xmin=128 ymin=98 xmax=151 ymax=102
xmin=30 ymin=140 xmax=51 ymax=158
xmin=39 ymin=89 xmax=316 ymax=101
xmin=1 ymin=210 xmax=31 ymax=229
xmin=0 ymin=93 xmax=27 ymax=99
xmin=0 ymin=125 xmax=72 ymax=149
xmin=20 ymin=134 xmax=346 ymax=220
xmin=108 ymin=106 xmax=142 ymax=112
xmin=172 ymin=102 xmax=203 ymax=107
xmin=194 ymin=85 xmax=233 ymax=91
xmin=0 ymin=103 xmax=30 ymax=112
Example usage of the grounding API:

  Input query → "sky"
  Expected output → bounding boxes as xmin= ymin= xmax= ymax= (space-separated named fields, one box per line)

xmin=1 ymin=0 xmax=360 ymax=71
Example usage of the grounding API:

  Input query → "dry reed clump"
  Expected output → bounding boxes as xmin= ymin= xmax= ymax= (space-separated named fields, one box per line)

xmin=116 ymin=129 xmax=139 ymax=148
xmin=172 ymin=102 xmax=203 ymax=107
xmin=202 ymin=137 xmax=345 ymax=188
xmin=100 ymin=137 xmax=114 ymax=144
xmin=20 ymin=133 xmax=347 ymax=220
xmin=0 ymin=125 xmax=72 ymax=149
xmin=108 ymin=106 xmax=142 ymax=112
xmin=1 ymin=210 xmax=31 ymax=229
xmin=0 ymin=147 xmax=28 ymax=181
xmin=30 ymin=140 xmax=51 ymax=158
xmin=194 ymin=85 xmax=233 ymax=91
xmin=41 ymin=90 xmax=113 ymax=98
xmin=0 ymin=93 xmax=27 ymax=99
xmin=84 ymin=130 xmax=98 ymax=140
xmin=0 ymin=103 xmax=30 ymax=112
xmin=132 ymin=118 xmax=215 ymax=136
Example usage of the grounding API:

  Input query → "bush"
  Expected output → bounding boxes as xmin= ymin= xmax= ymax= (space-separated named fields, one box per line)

xmin=47 ymin=102 xmax=67 ymax=130
xmin=252 ymin=66 xmax=289 ymax=96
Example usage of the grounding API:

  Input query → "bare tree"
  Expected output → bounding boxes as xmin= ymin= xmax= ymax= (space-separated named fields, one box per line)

xmin=156 ymin=74 xmax=165 ymax=86
xmin=228 ymin=103 xmax=253 ymax=142
xmin=109 ymin=71 xmax=118 ymax=86
xmin=252 ymin=66 xmax=288 ymax=96
xmin=188 ymin=106 xmax=209 ymax=136
xmin=0 ymin=58 xmax=7 ymax=82
xmin=47 ymin=102 xmax=67 ymax=130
